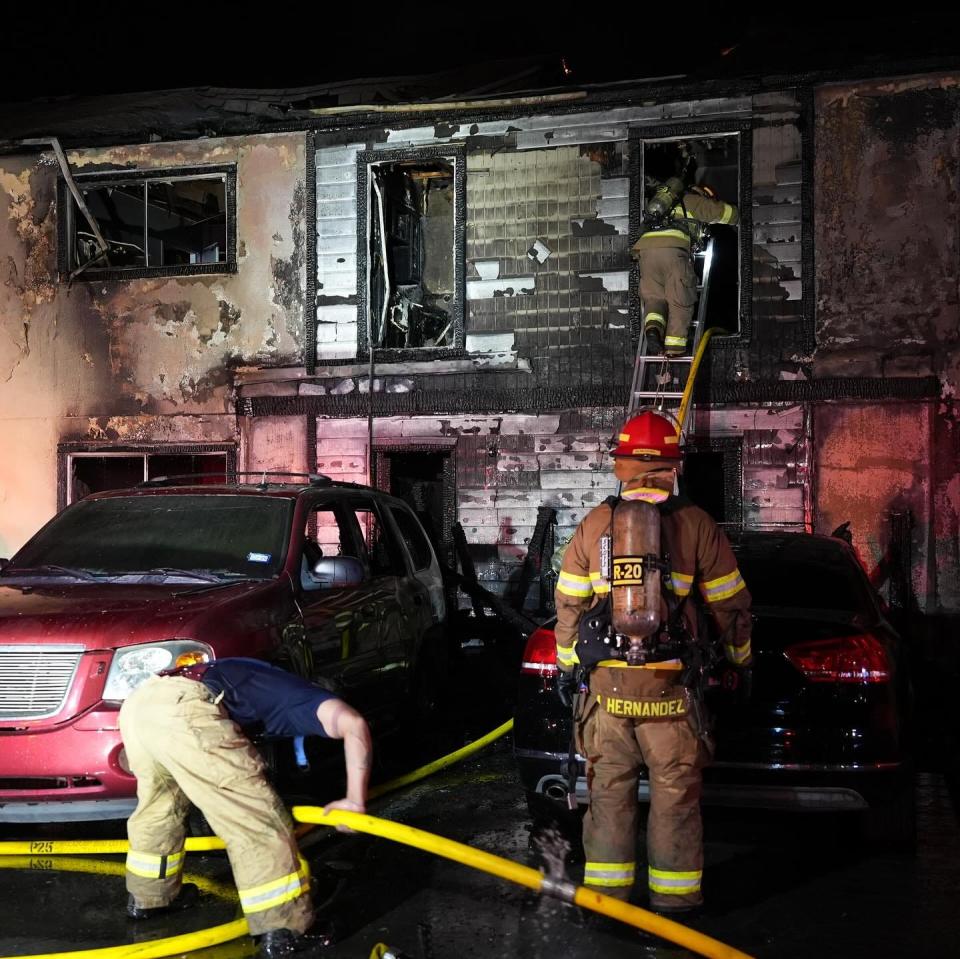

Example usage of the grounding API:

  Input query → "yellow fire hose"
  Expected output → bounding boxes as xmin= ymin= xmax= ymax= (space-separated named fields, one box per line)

xmin=0 ymin=715 xmax=755 ymax=959
xmin=296 ymin=806 xmax=753 ymax=959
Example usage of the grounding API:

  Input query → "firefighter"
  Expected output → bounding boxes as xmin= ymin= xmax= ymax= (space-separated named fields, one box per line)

xmin=120 ymin=657 xmax=373 ymax=957
xmin=632 ymin=177 xmax=739 ymax=356
xmin=554 ymin=410 xmax=752 ymax=913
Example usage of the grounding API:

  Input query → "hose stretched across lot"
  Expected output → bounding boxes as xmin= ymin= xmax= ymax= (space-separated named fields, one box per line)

xmin=0 ymin=715 xmax=755 ymax=959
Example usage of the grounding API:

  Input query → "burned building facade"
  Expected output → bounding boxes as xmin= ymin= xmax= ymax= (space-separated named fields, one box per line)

xmin=0 ymin=69 xmax=956 ymax=627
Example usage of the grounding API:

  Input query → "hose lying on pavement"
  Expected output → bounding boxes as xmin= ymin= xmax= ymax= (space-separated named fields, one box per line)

xmin=294 ymin=805 xmax=755 ymax=959
xmin=0 ymin=715 xmax=755 ymax=959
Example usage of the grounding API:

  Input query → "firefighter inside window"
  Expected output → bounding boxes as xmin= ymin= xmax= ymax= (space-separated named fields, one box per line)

xmin=634 ymin=138 xmax=741 ymax=356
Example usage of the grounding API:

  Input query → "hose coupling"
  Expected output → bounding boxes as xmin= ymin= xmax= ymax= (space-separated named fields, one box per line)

xmin=540 ymin=876 xmax=577 ymax=903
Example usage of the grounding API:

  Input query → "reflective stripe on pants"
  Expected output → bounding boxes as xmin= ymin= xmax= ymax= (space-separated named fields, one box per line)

xmin=581 ymin=670 xmax=707 ymax=907
xmin=120 ymin=675 xmax=314 ymax=936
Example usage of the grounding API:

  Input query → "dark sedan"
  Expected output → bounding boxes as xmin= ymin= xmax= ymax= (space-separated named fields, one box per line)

xmin=513 ymin=531 xmax=915 ymax=846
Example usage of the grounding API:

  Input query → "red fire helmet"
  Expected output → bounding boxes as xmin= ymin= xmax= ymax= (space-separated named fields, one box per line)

xmin=611 ymin=410 xmax=682 ymax=460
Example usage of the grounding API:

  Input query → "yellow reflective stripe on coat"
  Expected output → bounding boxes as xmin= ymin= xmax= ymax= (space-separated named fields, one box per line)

xmin=621 ymin=486 xmax=669 ymax=504
xmin=668 ymin=571 xmax=693 ymax=596
xmin=125 ymin=849 xmax=185 ymax=879
xmin=238 ymin=864 xmax=310 ymax=914
xmin=700 ymin=568 xmax=746 ymax=602
xmin=644 ymin=312 xmax=666 ymax=329
xmin=725 ymin=642 xmax=751 ymax=665
xmin=597 ymin=659 xmax=683 ymax=670
xmin=664 ymin=336 xmax=687 ymax=348
xmin=648 ymin=866 xmax=702 ymax=895
xmin=641 ymin=229 xmax=691 ymax=243
xmin=557 ymin=644 xmax=580 ymax=667
xmin=585 ymin=860 xmax=635 ymax=887
xmin=557 ymin=570 xmax=593 ymax=598
xmin=719 ymin=202 xmax=736 ymax=224
xmin=589 ymin=571 xmax=611 ymax=594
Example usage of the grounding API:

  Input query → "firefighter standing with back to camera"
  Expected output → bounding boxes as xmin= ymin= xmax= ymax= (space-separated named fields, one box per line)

xmin=633 ymin=175 xmax=738 ymax=356
xmin=554 ymin=410 xmax=752 ymax=913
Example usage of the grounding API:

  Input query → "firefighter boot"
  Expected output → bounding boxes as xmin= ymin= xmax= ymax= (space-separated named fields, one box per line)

xmin=127 ymin=882 xmax=199 ymax=919
xmin=256 ymin=922 xmax=337 ymax=958
xmin=644 ymin=325 xmax=664 ymax=356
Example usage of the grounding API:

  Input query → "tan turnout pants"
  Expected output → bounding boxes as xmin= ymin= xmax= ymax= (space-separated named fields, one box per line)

xmin=578 ymin=666 xmax=708 ymax=910
xmin=119 ymin=675 xmax=314 ymax=936
xmin=637 ymin=246 xmax=698 ymax=353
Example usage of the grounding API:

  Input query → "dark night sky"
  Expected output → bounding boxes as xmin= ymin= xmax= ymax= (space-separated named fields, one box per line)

xmin=3 ymin=5 xmax=959 ymax=103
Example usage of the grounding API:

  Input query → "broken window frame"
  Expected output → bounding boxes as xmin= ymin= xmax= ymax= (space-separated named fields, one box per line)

xmin=356 ymin=146 xmax=466 ymax=361
xmin=56 ymin=442 xmax=238 ymax=511
xmin=57 ymin=164 xmax=238 ymax=281
xmin=628 ymin=121 xmax=753 ymax=347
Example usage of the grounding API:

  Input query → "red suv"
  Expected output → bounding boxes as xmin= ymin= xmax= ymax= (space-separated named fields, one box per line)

xmin=0 ymin=474 xmax=446 ymax=822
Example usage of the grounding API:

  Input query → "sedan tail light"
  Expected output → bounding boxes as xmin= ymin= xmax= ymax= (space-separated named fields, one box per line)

xmin=784 ymin=633 xmax=891 ymax=683
xmin=521 ymin=626 xmax=558 ymax=676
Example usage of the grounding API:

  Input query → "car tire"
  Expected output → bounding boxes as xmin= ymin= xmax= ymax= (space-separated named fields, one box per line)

xmin=861 ymin=769 xmax=917 ymax=852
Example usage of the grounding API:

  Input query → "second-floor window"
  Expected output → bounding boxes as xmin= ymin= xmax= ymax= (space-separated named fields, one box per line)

xmin=361 ymin=149 xmax=464 ymax=353
xmin=63 ymin=165 xmax=236 ymax=278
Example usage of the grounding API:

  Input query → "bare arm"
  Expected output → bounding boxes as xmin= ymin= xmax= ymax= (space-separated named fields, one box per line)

xmin=316 ymin=698 xmax=373 ymax=819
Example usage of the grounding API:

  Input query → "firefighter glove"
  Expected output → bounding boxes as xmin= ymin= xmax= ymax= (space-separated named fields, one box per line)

xmin=556 ymin=668 xmax=579 ymax=709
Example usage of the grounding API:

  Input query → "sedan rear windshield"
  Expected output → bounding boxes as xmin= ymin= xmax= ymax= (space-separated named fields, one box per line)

xmin=735 ymin=543 xmax=871 ymax=614
xmin=9 ymin=495 xmax=292 ymax=579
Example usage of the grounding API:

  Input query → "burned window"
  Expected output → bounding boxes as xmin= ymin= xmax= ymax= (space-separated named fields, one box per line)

xmin=640 ymin=135 xmax=742 ymax=335
xmin=367 ymin=158 xmax=457 ymax=350
xmin=64 ymin=449 xmax=231 ymax=506
xmin=64 ymin=166 xmax=235 ymax=278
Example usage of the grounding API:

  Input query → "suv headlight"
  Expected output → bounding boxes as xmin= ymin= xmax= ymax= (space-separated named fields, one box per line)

xmin=102 ymin=640 xmax=214 ymax=701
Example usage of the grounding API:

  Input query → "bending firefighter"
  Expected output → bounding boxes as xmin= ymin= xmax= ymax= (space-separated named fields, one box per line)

xmin=120 ymin=656 xmax=373 ymax=957
xmin=632 ymin=177 xmax=738 ymax=356
xmin=554 ymin=410 xmax=752 ymax=913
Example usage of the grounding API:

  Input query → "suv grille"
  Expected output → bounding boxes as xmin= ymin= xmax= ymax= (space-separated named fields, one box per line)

xmin=0 ymin=646 xmax=83 ymax=721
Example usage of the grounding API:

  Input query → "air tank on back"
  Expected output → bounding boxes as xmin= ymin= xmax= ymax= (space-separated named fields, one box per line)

xmin=610 ymin=500 xmax=662 ymax=664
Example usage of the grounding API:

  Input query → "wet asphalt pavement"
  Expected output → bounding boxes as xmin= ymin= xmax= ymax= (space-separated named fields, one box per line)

xmin=2 ymin=641 xmax=960 ymax=959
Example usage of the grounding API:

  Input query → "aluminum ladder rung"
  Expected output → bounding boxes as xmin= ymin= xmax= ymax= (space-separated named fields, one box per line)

xmin=633 ymin=391 xmax=684 ymax=400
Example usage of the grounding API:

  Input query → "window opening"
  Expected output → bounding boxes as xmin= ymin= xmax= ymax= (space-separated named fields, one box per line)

xmin=68 ymin=451 xmax=228 ymax=504
xmin=641 ymin=136 xmax=740 ymax=332
xmin=390 ymin=507 xmax=433 ymax=572
xmin=353 ymin=504 xmax=404 ymax=577
xmin=368 ymin=158 xmax=456 ymax=349
xmin=302 ymin=506 xmax=360 ymax=591
xmin=68 ymin=171 xmax=229 ymax=274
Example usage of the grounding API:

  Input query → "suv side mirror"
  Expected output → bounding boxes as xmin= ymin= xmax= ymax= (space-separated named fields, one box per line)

xmin=310 ymin=556 xmax=366 ymax=588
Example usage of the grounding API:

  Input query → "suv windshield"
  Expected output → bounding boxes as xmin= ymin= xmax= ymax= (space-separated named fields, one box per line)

xmin=7 ymin=494 xmax=292 ymax=579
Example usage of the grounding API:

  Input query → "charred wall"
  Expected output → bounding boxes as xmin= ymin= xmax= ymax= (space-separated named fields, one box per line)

xmin=0 ymin=133 xmax=307 ymax=554
xmin=815 ymin=74 xmax=960 ymax=611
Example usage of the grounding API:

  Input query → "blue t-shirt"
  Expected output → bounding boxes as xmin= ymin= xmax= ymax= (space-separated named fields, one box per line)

xmin=200 ymin=658 xmax=337 ymax=738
